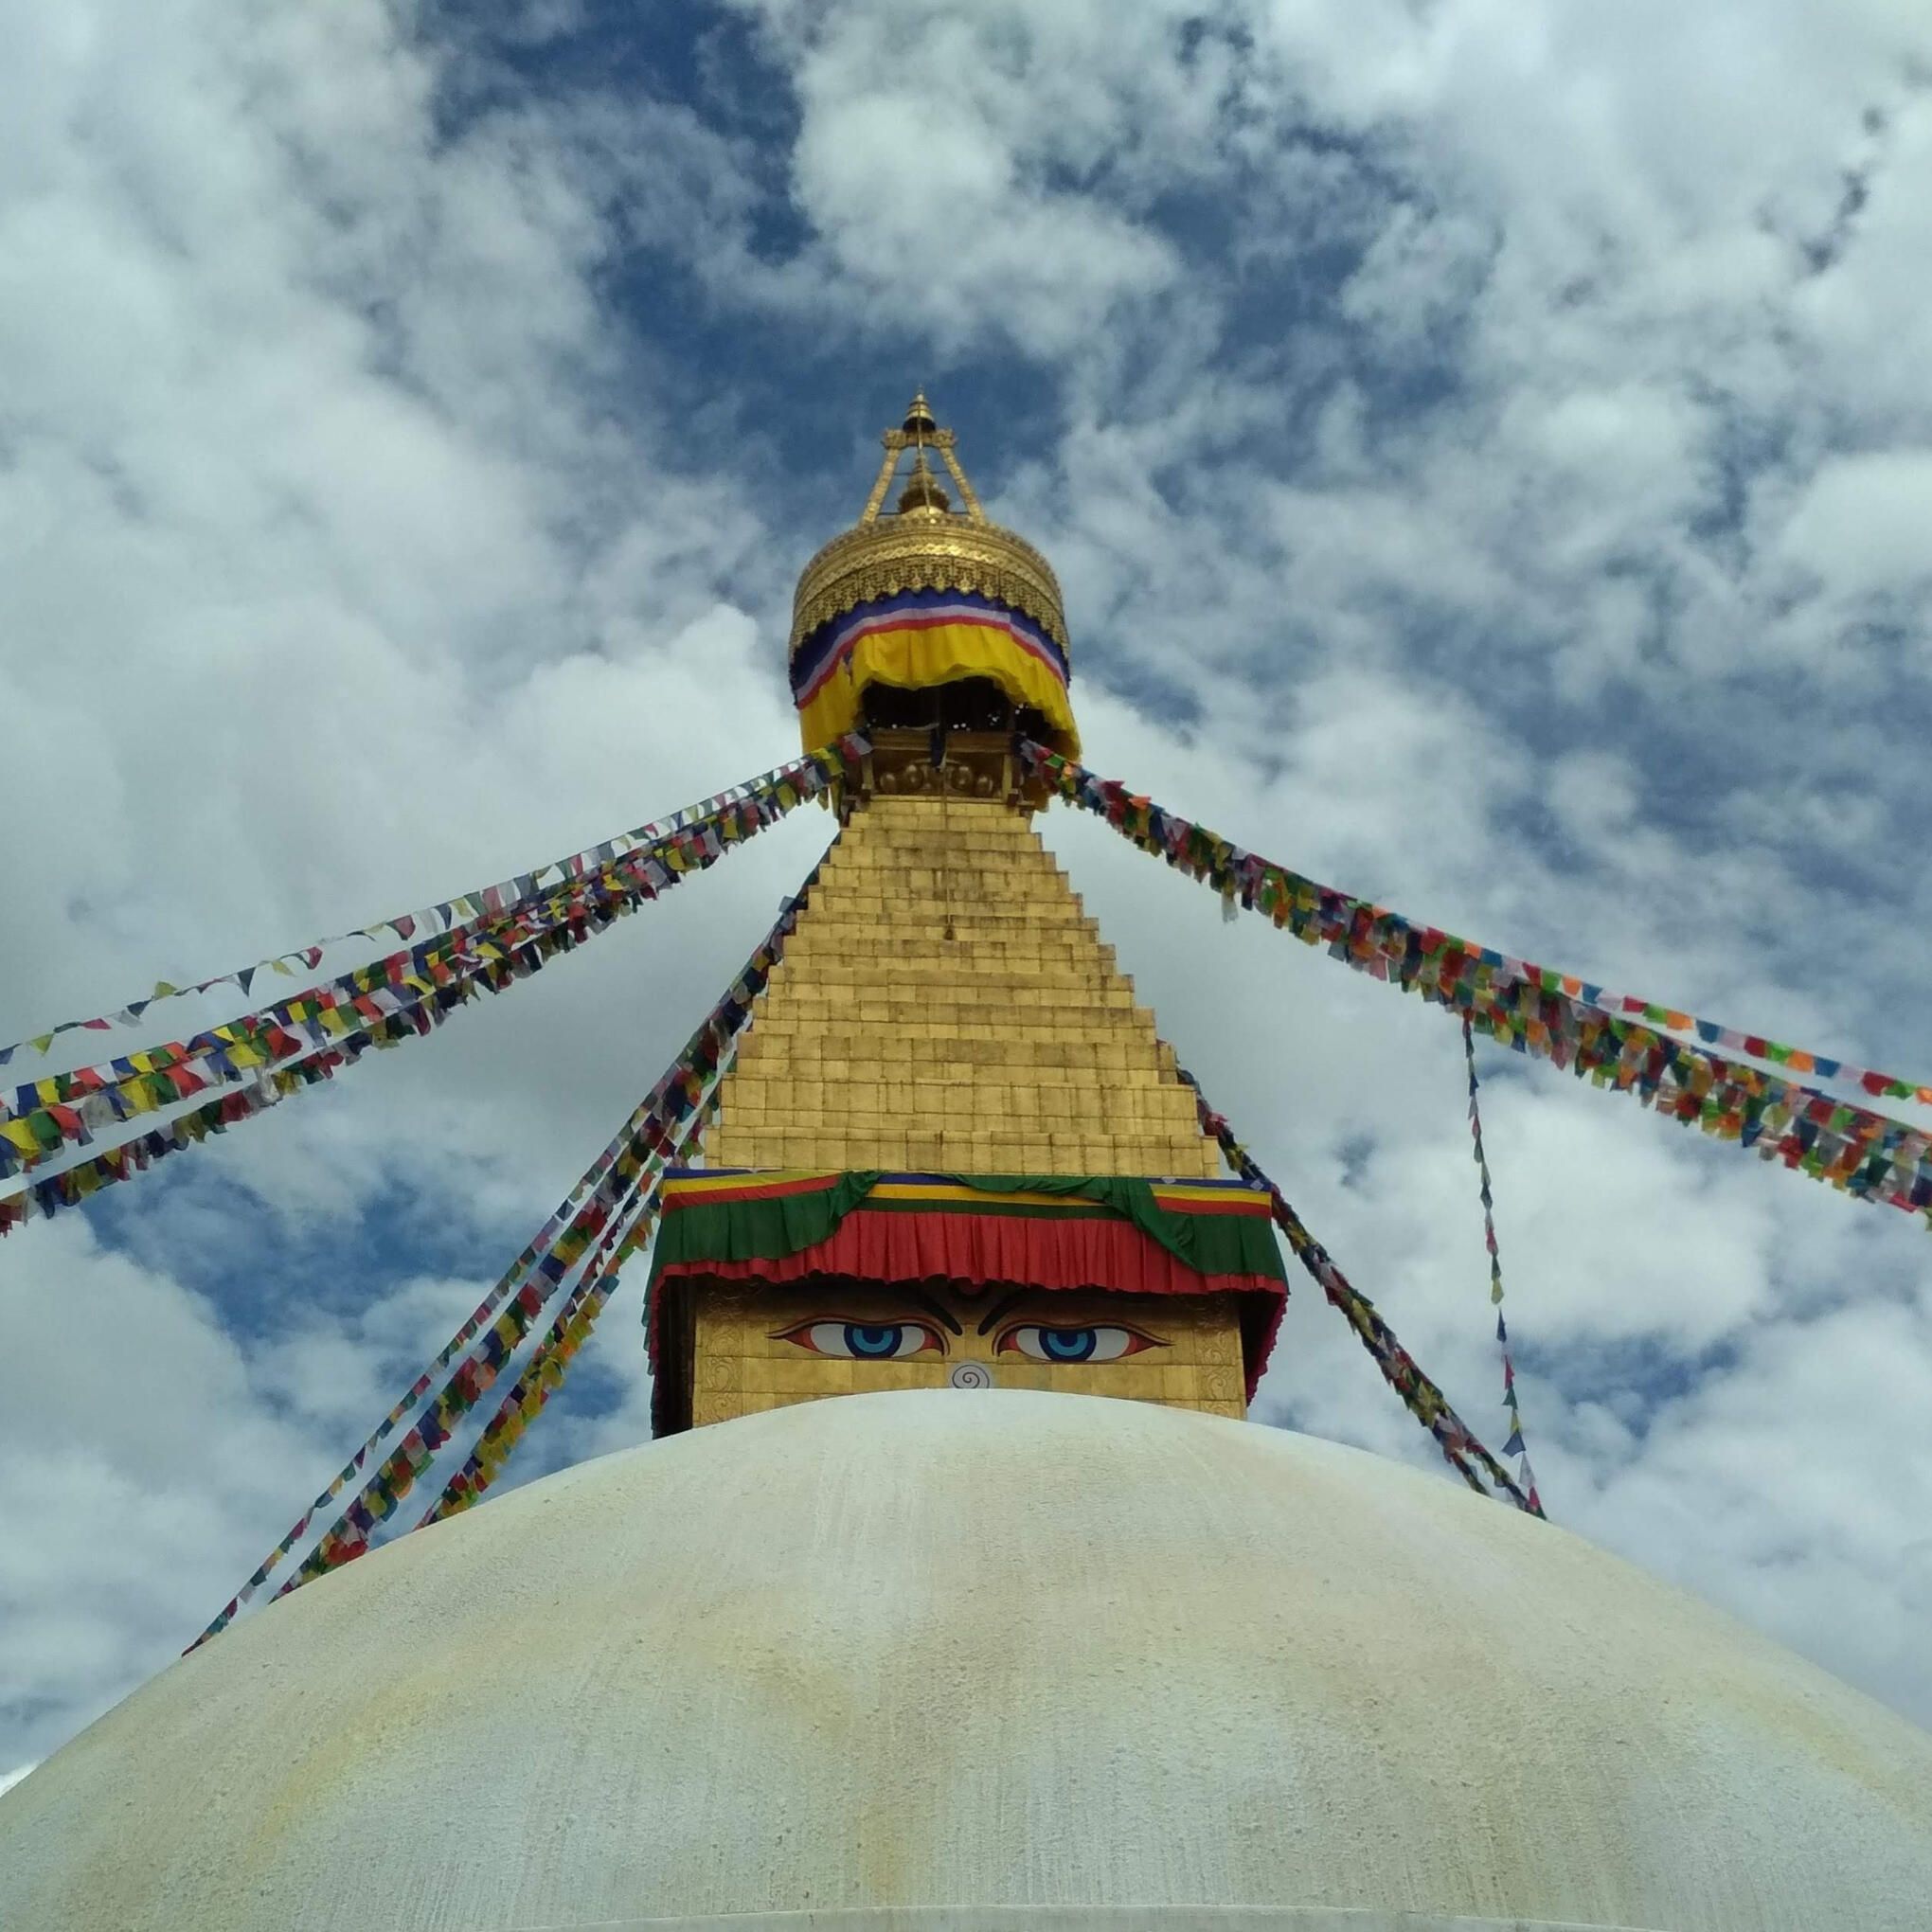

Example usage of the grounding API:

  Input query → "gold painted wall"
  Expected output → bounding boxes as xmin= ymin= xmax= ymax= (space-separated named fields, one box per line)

xmin=704 ymin=794 xmax=1222 ymax=1179
xmin=679 ymin=791 xmax=1242 ymax=1431
xmin=688 ymin=1281 xmax=1247 ymax=1426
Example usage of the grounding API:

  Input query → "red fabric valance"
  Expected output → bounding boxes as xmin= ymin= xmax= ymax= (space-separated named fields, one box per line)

xmin=654 ymin=1206 xmax=1285 ymax=1402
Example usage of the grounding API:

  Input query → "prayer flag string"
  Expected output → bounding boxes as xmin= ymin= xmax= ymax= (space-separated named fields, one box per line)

xmin=0 ymin=743 xmax=850 ymax=1069
xmin=1019 ymin=742 xmax=1932 ymax=1228
xmin=1465 ymin=1016 xmax=1541 ymax=1512
xmin=1177 ymin=1068 xmax=1542 ymax=1515
xmin=187 ymin=851 xmax=827 ymax=1647
xmin=418 ymin=859 xmax=836 ymax=1525
xmin=3 ymin=738 xmax=867 ymax=1225
xmin=414 ymin=1134 xmax=692 ymax=1528
xmin=187 ymin=1072 xmax=679 ymax=1649
xmin=416 ymin=1246 xmax=629 ymax=1526
xmin=0 ymin=738 xmax=861 ymax=1174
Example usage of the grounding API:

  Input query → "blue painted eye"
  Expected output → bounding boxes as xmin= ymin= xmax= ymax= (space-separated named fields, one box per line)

xmin=1043 ymin=1327 xmax=1098 ymax=1362
xmin=999 ymin=1324 xmax=1158 ymax=1364
xmin=776 ymin=1319 xmax=943 ymax=1360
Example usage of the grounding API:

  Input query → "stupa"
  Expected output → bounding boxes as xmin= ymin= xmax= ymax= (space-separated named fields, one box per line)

xmin=4 ymin=396 xmax=1932 ymax=1932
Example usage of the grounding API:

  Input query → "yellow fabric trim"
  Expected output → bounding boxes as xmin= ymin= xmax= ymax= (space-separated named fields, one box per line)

xmin=659 ymin=1176 xmax=1256 ymax=1209
xmin=796 ymin=619 xmax=1080 ymax=759
xmin=662 ymin=1170 xmax=842 ymax=1199
xmin=1150 ymin=1185 xmax=1272 ymax=1210
xmin=865 ymin=1181 xmax=1097 ymax=1209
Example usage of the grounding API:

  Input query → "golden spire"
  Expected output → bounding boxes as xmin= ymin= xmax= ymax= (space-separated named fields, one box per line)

xmin=903 ymin=388 xmax=938 ymax=439
xmin=895 ymin=449 xmax=951 ymax=516
xmin=794 ymin=390 xmax=1065 ymax=655
xmin=857 ymin=389 xmax=987 ymax=527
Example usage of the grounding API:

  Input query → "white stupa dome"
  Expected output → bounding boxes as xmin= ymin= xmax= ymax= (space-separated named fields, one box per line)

xmin=4 ymin=1389 xmax=1930 ymax=1931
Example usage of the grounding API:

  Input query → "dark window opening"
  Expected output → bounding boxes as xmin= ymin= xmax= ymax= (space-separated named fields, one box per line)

xmin=861 ymin=676 xmax=1047 ymax=740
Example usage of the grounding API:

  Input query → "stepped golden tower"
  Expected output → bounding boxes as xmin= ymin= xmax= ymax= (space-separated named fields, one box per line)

xmin=645 ymin=394 xmax=1288 ymax=1433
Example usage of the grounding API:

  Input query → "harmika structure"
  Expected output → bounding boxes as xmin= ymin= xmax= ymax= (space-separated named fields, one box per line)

xmin=4 ymin=396 xmax=1932 ymax=1932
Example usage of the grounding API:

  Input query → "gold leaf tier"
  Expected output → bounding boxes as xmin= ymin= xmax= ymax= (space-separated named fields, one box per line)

xmin=789 ymin=512 xmax=1068 ymax=656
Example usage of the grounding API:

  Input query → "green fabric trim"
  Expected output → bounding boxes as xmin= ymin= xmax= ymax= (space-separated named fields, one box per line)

xmin=652 ymin=1172 xmax=881 ymax=1271
xmin=649 ymin=1172 xmax=1286 ymax=1285
xmin=943 ymin=1173 xmax=1283 ymax=1278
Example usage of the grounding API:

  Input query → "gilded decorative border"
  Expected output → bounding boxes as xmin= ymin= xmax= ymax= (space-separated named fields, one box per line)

xmin=791 ymin=519 xmax=1068 ymax=654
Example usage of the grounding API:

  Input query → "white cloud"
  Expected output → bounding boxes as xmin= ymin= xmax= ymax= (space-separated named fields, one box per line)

xmin=1777 ymin=449 xmax=1932 ymax=603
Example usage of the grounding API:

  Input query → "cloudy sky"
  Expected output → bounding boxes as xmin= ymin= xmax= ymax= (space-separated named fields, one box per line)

xmin=5 ymin=0 xmax=1932 ymax=1780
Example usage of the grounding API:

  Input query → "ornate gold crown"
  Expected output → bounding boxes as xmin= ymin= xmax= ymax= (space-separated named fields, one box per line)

xmin=790 ymin=392 xmax=1069 ymax=656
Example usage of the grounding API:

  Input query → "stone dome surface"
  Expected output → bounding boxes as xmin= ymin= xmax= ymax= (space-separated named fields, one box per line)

xmin=4 ymin=1388 xmax=1931 ymax=1932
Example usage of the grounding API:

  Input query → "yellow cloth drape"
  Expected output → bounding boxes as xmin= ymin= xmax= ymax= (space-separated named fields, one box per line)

xmin=796 ymin=618 xmax=1080 ymax=759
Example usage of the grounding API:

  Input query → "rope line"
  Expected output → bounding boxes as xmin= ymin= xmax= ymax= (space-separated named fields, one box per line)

xmin=420 ymin=848 xmax=832 ymax=1526
xmin=6 ymin=739 xmax=866 ymax=1231
xmin=414 ymin=1101 xmax=709 ymax=1528
xmin=1465 ymin=1015 xmax=1542 ymax=1512
xmin=1019 ymin=740 xmax=1932 ymax=1228
xmin=0 ymin=744 xmax=849 ymax=1069
xmin=1178 ymin=1067 xmax=1543 ymax=1516
xmin=188 ymin=850 xmax=830 ymax=1645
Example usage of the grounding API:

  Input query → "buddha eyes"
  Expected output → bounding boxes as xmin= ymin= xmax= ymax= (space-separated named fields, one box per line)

xmin=772 ymin=1317 xmax=1165 ymax=1365
xmin=777 ymin=1320 xmax=945 ymax=1360
xmin=996 ymin=1324 xmax=1159 ymax=1364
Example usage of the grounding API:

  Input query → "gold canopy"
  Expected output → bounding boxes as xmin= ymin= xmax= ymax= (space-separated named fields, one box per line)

xmin=788 ymin=391 xmax=1069 ymax=657
xmin=788 ymin=393 xmax=1079 ymax=763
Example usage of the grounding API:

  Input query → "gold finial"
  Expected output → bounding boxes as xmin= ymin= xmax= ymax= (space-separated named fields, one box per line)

xmin=895 ymin=449 xmax=951 ymax=515
xmin=859 ymin=388 xmax=989 ymax=526
xmin=903 ymin=389 xmax=938 ymax=440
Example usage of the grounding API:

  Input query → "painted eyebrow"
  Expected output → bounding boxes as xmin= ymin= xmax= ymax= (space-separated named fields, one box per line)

xmin=976 ymin=1297 xmax=1168 ymax=1341
xmin=906 ymin=1288 xmax=963 ymax=1337
xmin=977 ymin=1290 xmax=1041 ymax=1336
xmin=767 ymin=1296 xmax=963 ymax=1340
